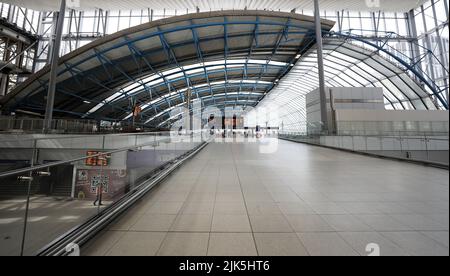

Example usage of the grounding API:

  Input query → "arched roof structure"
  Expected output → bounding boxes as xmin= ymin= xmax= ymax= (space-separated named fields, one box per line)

xmin=0 ymin=10 xmax=335 ymax=126
xmin=0 ymin=10 xmax=445 ymax=129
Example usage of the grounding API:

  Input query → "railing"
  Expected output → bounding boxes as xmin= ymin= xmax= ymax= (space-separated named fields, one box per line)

xmin=280 ymin=132 xmax=449 ymax=167
xmin=334 ymin=120 xmax=449 ymax=137
xmin=0 ymin=117 xmax=98 ymax=134
xmin=281 ymin=120 xmax=449 ymax=137
xmin=0 ymin=117 xmax=157 ymax=134
xmin=0 ymin=131 xmax=206 ymax=256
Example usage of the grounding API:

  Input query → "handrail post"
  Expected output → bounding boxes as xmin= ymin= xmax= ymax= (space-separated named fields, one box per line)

xmin=19 ymin=139 xmax=37 ymax=256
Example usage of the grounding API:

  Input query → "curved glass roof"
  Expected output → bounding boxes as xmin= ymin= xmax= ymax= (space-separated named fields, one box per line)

xmin=1 ymin=10 xmax=333 ymax=126
xmin=0 ymin=10 xmax=445 ymax=130
xmin=245 ymin=37 xmax=441 ymax=133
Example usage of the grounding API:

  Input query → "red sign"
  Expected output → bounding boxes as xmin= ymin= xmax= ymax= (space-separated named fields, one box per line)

xmin=85 ymin=151 xmax=110 ymax=166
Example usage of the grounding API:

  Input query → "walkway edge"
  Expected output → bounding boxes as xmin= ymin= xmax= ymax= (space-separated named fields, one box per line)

xmin=279 ymin=137 xmax=449 ymax=170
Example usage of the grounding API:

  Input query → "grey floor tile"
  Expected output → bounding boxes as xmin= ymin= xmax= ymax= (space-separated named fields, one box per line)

xmin=181 ymin=202 xmax=215 ymax=215
xmin=339 ymin=232 xmax=408 ymax=256
xmin=380 ymin=232 xmax=449 ymax=256
xmin=373 ymin=202 xmax=414 ymax=214
xmin=214 ymin=202 xmax=247 ymax=215
xmin=249 ymin=215 xmax=293 ymax=233
xmin=107 ymin=212 xmax=144 ymax=231
xmin=244 ymin=192 xmax=274 ymax=203
xmin=277 ymin=202 xmax=315 ymax=215
xmin=285 ymin=215 xmax=334 ymax=232
xmin=82 ymin=231 xmax=126 ymax=256
xmin=246 ymin=202 xmax=282 ymax=215
xmin=356 ymin=214 xmax=412 ymax=231
xmin=208 ymin=233 xmax=257 ymax=256
xmin=170 ymin=214 xmax=212 ymax=232
xmin=421 ymin=231 xmax=449 ymax=248
xmin=215 ymin=192 xmax=245 ymax=203
xmin=401 ymin=202 xmax=448 ymax=215
xmin=157 ymin=232 xmax=209 ymax=256
xmin=156 ymin=192 xmax=189 ymax=202
xmin=390 ymin=214 xmax=448 ymax=231
xmin=254 ymin=233 xmax=309 ymax=256
xmin=308 ymin=203 xmax=348 ymax=215
xmin=337 ymin=202 xmax=383 ymax=214
xmin=270 ymin=192 xmax=302 ymax=203
xmin=106 ymin=232 xmax=166 ymax=256
xmin=130 ymin=214 xmax=177 ymax=232
xmin=297 ymin=232 xmax=359 ymax=256
xmin=211 ymin=214 xmax=251 ymax=232
xmin=187 ymin=192 xmax=216 ymax=203
xmin=145 ymin=202 xmax=184 ymax=215
xmin=321 ymin=215 xmax=373 ymax=232
xmin=296 ymin=192 xmax=331 ymax=203
xmin=428 ymin=214 xmax=449 ymax=229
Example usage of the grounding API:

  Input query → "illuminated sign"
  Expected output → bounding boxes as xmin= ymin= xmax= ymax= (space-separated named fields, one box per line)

xmin=85 ymin=151 xmax=111 ymax=166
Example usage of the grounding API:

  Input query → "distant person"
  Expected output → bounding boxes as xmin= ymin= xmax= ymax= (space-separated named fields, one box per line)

xmin=93 ymin=183 xmax=103 ymax=206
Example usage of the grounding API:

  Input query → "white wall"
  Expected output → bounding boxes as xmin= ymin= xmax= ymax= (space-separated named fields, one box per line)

xmin=335 ymin=110 xmax=449 ymax=122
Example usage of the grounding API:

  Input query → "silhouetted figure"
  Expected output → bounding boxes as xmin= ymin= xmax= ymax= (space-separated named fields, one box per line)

xmin=93 ymin=184 xmax=103 ymax=206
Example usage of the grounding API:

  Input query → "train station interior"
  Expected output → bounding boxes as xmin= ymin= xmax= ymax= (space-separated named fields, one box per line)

xmin=0 ymin=0 xmax=448 ymax=257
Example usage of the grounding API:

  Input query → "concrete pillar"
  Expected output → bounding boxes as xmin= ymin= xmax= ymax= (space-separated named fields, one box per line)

xmin=0 ymin=74 xmax=9 ymax=97
xmin=314 ymin=0 xmax=328 ymax=133
xmin=407 ymin=10 xmax=423 ymax=80
xmin=43 ymin=0 xmax=66 ymax=133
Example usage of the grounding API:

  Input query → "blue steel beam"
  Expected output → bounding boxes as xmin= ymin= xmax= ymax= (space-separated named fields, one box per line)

xmin=40 ymin=21 xmax=309 ymax=111
xmin=14 ymin=27 xmax=306 ymax=113
xmin=140 ymin=82 xmax=271 ymax=116
xmin=40 ymin=61 xmax=135 ymax=117
xmin=155 ymin=100 xmax=259 ymax=128
xmin=248 ymin=18 xmax=292 ymax=104
xmin=143 ymin=92 xmax=264 ymax=126
xmin=9 ymin=18 xmax=324 ymax=121
xmin=92 ymin=49 xmax=161 ymax=121
xmin=125 ymin=40 xmax=178 ymax=111
xmin=111 ymin=64 xmax=281 ymax=117
xmin=59 ymin=19 xmax=310 ymax=73
xmin=157 ymin=26 xmax=190 ymax=105
xmin=147 ymin=95 xmax=258 ymax=125
xmin=329 ymin=31 xmax=448 ymax=109
xmin=190 ymin=19 xmax=215 ymax=105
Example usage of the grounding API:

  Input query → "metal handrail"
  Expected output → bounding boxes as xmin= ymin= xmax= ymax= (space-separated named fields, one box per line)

xmin=279 ymin=133 xmax=449 ymax=141
xmin=37 ymin=140 xmax=209 ymax=256
xmin=0 ymin=131 xmax=172 ymax=144
xmin=0 ymin=134 xmax=196 ymax=179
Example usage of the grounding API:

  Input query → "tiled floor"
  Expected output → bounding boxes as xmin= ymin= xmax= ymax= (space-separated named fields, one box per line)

xmin=0 ymin=196 xmax=109 ymax=256
xmin=83 ymin=140 xmax=449 ymax=256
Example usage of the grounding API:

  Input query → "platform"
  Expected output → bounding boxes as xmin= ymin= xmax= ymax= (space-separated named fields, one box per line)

xmin=82 ymin=140 xmax=449 ymax=256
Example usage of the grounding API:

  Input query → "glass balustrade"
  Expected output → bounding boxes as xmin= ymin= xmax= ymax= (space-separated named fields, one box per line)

xmin=0 ymin=131 xmax=205 ymax=256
